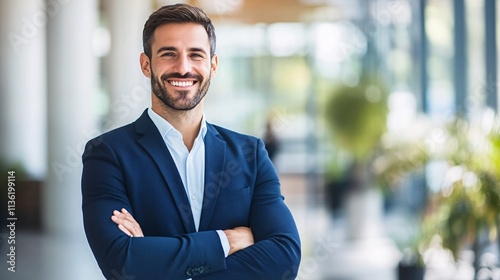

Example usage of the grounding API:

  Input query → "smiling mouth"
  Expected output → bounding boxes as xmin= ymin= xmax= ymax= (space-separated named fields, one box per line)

xmin=168 ymin=80 xmax=198 ymax=87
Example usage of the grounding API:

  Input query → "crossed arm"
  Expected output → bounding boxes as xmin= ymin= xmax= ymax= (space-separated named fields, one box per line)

xmin=111 ymin=208 xmax=254 ymax=256
xmin=83 ymin=136 xmax=301 ymax=279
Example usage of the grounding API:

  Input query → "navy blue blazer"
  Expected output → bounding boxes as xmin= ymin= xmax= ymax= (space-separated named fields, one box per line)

xmin=81 ymin=110 xmax=301 ymax=280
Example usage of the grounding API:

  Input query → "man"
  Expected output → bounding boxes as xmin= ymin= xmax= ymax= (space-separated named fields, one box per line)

xmin=82 ymin=4 xmax=301 ymax=280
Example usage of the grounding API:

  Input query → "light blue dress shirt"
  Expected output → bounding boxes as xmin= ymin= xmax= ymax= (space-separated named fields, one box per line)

xmin=148 ymin=109 xmax=229 ymax=263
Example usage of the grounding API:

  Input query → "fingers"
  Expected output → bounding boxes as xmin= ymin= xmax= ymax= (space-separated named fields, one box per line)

xmin=111 ymin=208 xmax=144 ymax=237
xmin=118 ymin=224 xmax=133 ymax=237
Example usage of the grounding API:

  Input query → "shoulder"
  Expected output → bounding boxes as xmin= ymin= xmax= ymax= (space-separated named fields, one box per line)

xmin=208 ymin=123 xmax=263 ymax=148
xmin=85 ymin=110 xmax=152 ymax=150
xmin=83 ymin=123 xmax=136 ymax=158
xmin=83 ymin=108 xmax=153 ymax=158
xmin=88 ymin=122 xmax=135 ymax=145
xmin=209 ymin=123 xmax=257 ymax=142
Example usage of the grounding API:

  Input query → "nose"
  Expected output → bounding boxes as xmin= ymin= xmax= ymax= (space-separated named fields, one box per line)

xmin=173 ymin=54 xmax=192 ymax=75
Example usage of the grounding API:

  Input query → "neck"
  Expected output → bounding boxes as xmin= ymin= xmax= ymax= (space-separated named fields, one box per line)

xmin=152 ymin=98 xmax=204 ymax=151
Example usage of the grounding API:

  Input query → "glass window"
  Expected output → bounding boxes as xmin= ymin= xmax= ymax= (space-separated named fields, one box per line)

xmin=426 ymin=0 xmax=454 ymax=118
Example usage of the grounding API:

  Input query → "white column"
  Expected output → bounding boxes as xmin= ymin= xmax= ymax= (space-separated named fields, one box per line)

xmin=45 ymin=0 xmax=99 ymax=235
xmin=0 ymin=0 xmax=46 ymax=178
xmin=102 ymin=0 xmax=151 ymax=130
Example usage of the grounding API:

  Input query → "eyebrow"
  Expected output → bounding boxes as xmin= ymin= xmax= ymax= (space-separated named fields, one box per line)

xmin=156 ymin=46 xmax=208 ymax=55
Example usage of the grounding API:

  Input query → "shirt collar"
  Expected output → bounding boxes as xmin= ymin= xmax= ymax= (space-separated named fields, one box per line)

xmin=148 ymin=108 xmax=207 ymax=140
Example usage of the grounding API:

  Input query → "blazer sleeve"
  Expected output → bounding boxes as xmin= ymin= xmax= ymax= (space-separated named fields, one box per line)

xmin=81 ymin=137 xmax=226 ymax=280
xmin=194 ymin=139 xmax=301 ymax=280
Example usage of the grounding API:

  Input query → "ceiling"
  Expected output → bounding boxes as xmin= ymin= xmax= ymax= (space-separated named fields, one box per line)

xmin=155 ymin=0 xmax=349 ymax=24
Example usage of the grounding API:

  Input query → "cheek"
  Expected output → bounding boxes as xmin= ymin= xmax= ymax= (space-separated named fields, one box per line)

xmin=198 ymin=65 xmax=213 ymax=78
xmin=152 ymin=61 xmax=171 ymax=74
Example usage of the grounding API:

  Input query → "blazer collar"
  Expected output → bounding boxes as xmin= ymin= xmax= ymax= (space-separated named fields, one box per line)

xmin=135 ymin=110 xmax=196 ymax=233
xmin=199 ymin=123 xmax=226 ymax=231
xmin=134 ymin=110 xmax=227 ymax=232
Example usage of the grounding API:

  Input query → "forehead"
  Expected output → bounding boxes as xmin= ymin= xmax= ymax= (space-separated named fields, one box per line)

xmin=151 ymin=22 xmax=210 ymax=53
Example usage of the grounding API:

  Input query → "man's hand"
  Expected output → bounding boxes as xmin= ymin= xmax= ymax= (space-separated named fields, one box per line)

xmin=111 ymin=208 xmax=254 ymax=255
xmin=111 ymin=208 xmax=144 ymax=237
xmin=223 ymin=227 xmax=254 ymax=255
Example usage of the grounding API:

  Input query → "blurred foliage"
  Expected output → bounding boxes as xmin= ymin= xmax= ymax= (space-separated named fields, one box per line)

xmin=376 ymin=113 xmax=500 ymax=262
xmin=373 ymin=139 xmax=429 ymax=189
xmin=324 ymin=77 xmax=389 ymax=161
xmin=423 ymin=119 xmax=500 ymax=260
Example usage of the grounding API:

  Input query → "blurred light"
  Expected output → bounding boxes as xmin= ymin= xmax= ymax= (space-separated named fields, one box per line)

xmin=390 ymin=0 xmax=412 ymax=25
xmin=388 ymin=49 xmax=411 ymax=78
xmin=441 ymin=165 xmax=465 ymax=197
xmin=92 ymin=27 xmax=110 ymax=57
xmin=312 ymin=21 xmax=366 ymax=62
xmin=365 ymin=85 xmax=382 ymax=103
xmin=480 ymin=108 xmax=496 ymax=133
xmin=216 ymin=24 xmax=266 ymax=56
xmin=462 ymin=171 xmax=478 ymax=189
xmin=197 ymin=0 xmax=244 ymax=15
xmin=156 ymin=0 xmax=188 ymax=5
xmin=425 ymin=6 xmax=453 ymax=47
xmin=370 ymin=0 xmax=412 ymax=26
xmin=311 ymin=21 xmax=366 ymax=79
xmin=427 ymin=79 xmax=454 ymax=118
xmin=342 ymin=70 xmax=359 ymax=86
xmin=387 ymin=91 xmax=416 ymax=131
xmin=426 ymin=161 xmax=448 ymax=193
xmin=478 ymin=252 xmax=498 ymax=268
xmin=267 ymin=23 xmax=306 ymax=57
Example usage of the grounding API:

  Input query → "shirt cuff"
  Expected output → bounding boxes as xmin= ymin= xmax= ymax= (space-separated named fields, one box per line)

xmin=216 ymin=230 xmax=230 ymax=258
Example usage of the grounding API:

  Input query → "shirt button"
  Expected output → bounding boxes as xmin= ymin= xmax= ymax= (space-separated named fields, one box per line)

xmin=191 ymin=195 xmax=197 ymax=200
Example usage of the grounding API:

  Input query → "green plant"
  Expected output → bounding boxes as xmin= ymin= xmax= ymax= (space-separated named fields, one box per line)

xmin=322 ymin=76 xmax=391 ymax=243
xmin=377 ymin=115 xmax=500 ymax=272
xmin=325 ymin=77 xmax=389 ymax=161
xmin=425 ymin=119 xmax=500 ymax=258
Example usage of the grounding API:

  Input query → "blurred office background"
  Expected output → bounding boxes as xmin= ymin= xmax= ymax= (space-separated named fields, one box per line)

xmin=2 ymin=0 xmax=500 ymax=279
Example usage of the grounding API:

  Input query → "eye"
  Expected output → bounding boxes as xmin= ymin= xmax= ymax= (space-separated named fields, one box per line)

xmin=190 ymin=53 xmax=204 ymax=60
xmin=161 ymin=52 xmax=175 ymax=57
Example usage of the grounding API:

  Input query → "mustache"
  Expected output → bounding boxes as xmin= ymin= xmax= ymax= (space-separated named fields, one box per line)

xmin=160 ymin=72 xmax=203 ymax=81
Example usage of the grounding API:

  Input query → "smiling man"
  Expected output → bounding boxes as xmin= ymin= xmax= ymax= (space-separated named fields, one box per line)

xmin=81 ymin=4 xmax=301 ymax=280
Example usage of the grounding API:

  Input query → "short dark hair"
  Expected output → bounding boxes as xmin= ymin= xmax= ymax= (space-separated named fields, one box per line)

xmin=142 ymin=4 xmax=216 ymax=59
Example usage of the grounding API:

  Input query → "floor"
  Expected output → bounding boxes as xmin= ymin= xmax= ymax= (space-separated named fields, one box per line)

xmin=0 ymin=231 xmax=102 ymax=280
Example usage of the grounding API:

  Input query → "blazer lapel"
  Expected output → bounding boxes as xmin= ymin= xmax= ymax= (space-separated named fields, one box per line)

xmin=134 ymin=110 xmax=196 ymax=233
xmin=199 ymin=124 xmax=226 ymax=231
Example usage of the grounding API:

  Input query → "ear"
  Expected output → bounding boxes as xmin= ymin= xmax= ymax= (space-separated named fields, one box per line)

xmin=210 ymin=54 xmax=219 ymax=77
xmin=140 ymin=53 xmax=151 ymax=78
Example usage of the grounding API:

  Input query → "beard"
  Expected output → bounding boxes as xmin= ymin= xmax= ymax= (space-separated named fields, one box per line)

xmin=150 ymin=69 xmax=211 ymax=111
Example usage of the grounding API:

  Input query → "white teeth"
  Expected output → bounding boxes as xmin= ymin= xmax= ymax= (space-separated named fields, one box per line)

xmin=170 ymin=81 xmax=194 ymax=87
